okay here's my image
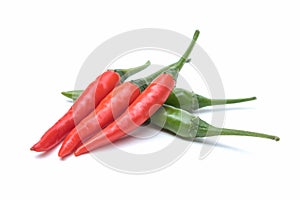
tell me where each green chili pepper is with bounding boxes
[61,88,256,112]
[152,104,280,141]
[166,88,256,112]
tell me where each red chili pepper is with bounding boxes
[58,30,199,157]
[74,30,200,156]
[75,73,176,155]
[30,61,150,152]
[58,61,183,157]
[58,82,140,157]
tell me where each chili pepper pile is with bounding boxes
[31,30,280,158]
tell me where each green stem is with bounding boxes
[194,110,279,141]
[205,125,280,141]
[142,62,180,84]
[166,30,200,78]
[197,95,257,108]
[177,30,200,69]
[142,58,192,84]
[211,96,257,105]
[114,60,151,82]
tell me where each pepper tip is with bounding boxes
[193,30,200,40]
[58,150,67,158]
[74,146,88,157]
[30,143,39,151]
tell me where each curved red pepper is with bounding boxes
[75,73,175,156]
[31,61,150,152]
[31,71,120,152]
[58,61,178,157]
[58,82,140,157]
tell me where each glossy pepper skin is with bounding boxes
[63,88,257,112]
[59,30,199,157]
[58,61,184,157]
[58,82,140,157]
[75,73,176,155]
[31,61,150,152]
[151,104,280,141]
[74,30,200,156]
[58,82,140,158]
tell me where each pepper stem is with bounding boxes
[212,96,257,105]
[167,30,200,78]
[115,60,151,82]
[140,58,192,85]
[197,95,257,108]
[177,30,200,68]
[203,125,280,141]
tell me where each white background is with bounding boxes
[1,0,299,199]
